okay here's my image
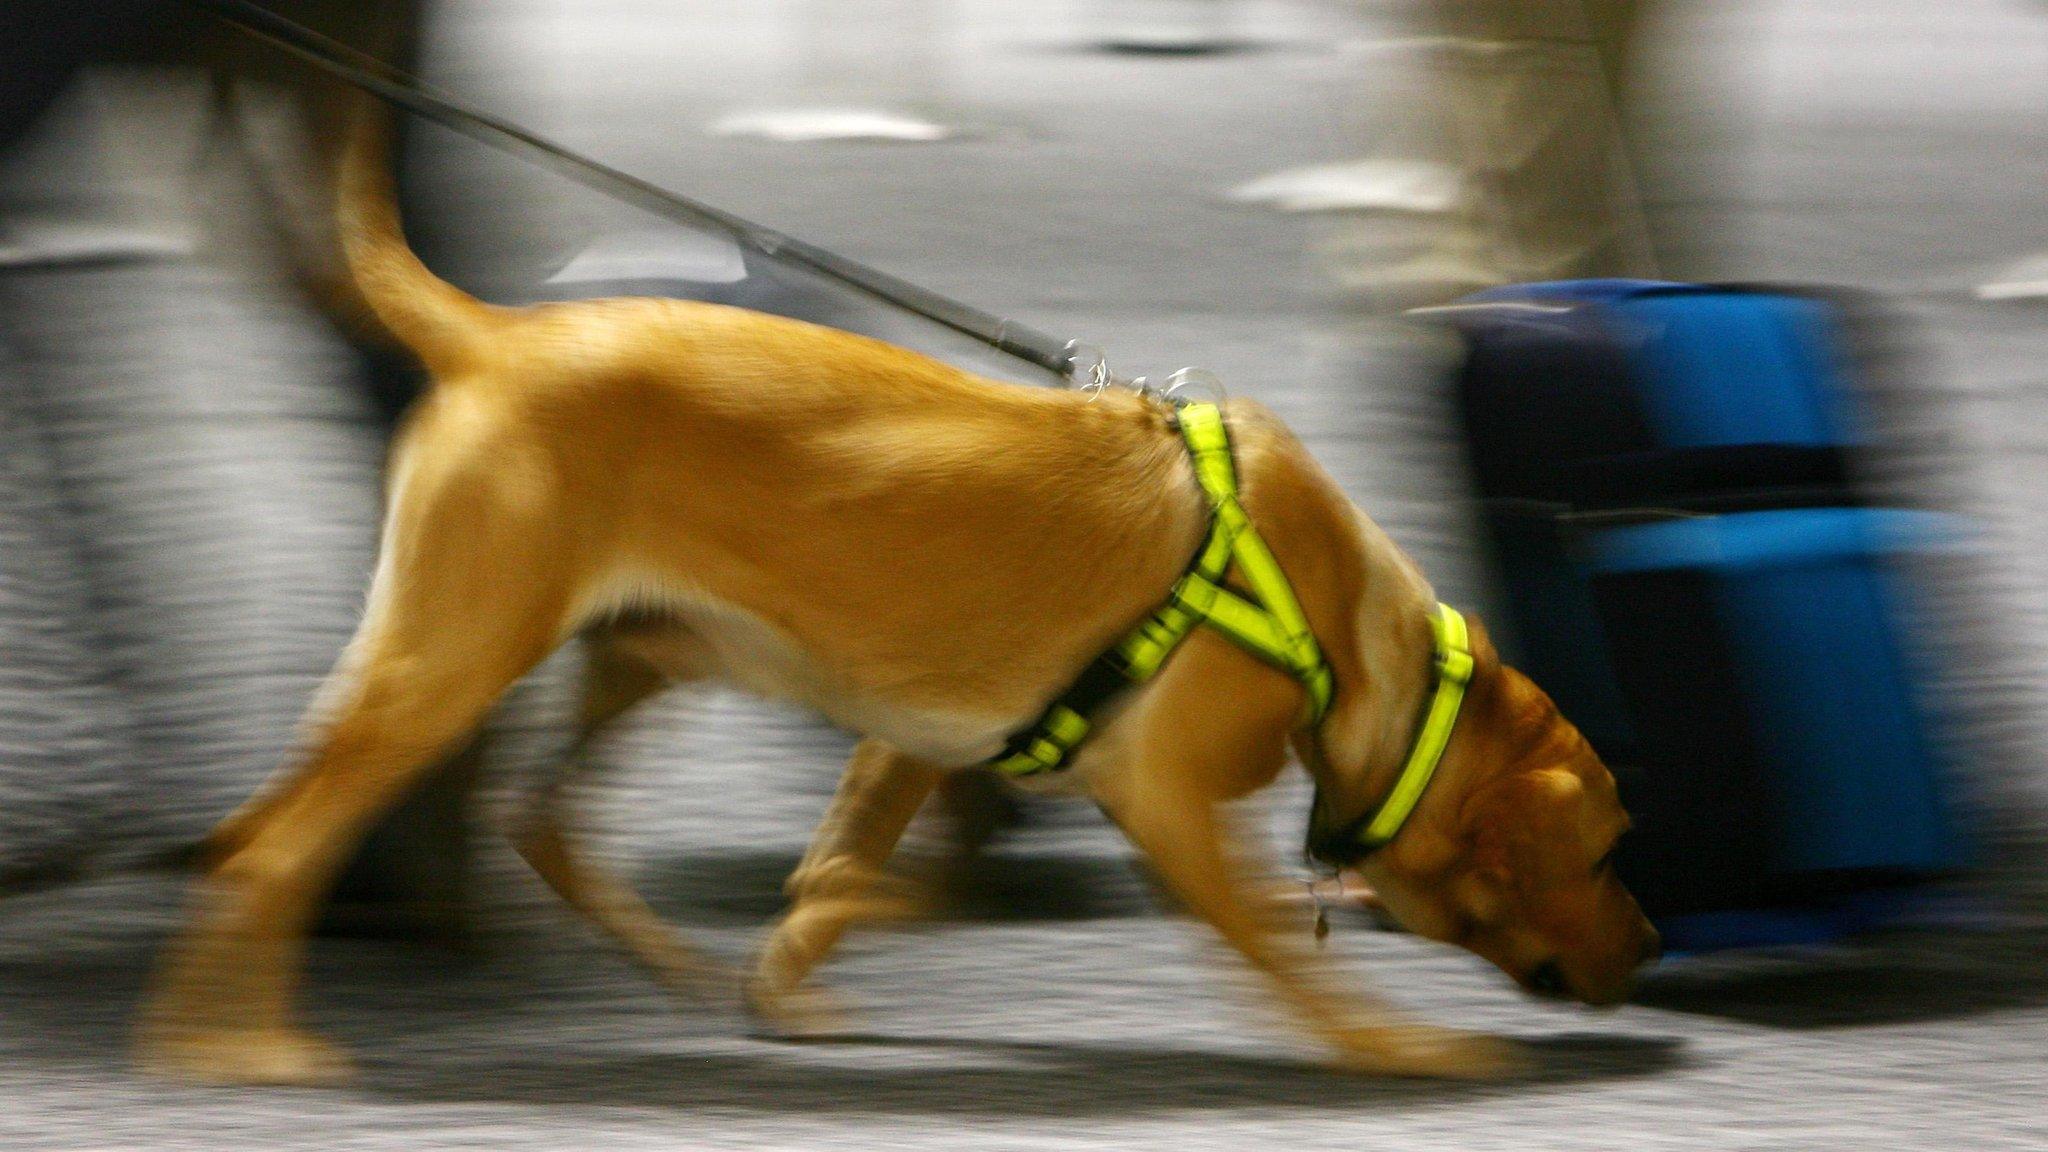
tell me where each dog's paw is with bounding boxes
[136,1024,357,1087]
[1327,1023,1530,1080]
[650,958,734,1008]
[742,978,856,1042]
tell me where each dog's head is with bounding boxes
[1307,617,1659,1006]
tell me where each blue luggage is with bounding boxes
[1437,280,1973,950]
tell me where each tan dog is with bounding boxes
[139,111,1659,1085]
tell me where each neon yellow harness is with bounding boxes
[986,402,1471,859]
[987,403,1331,778]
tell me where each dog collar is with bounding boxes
[1310,603,1474,861]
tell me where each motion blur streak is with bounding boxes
[2,1,2047,1149]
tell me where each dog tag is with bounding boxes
[1305,869,1347,947]
[1306,875,1335,947]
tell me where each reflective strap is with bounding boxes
[1217,501,1333,720]
[1114,596,1208,680]
[1175,405,1334,723]
[985,402,1339,778]
[1177,402,1238,497]
[1114,486,1238,678]
[1354,604,1472,850]
[1176,575,1287,653]
[989,704,1093,778]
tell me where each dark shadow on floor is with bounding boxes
[637,848,1156,924]
[0,892,1684,1118]
[366,1030,1685,1119]
[1632,928,2048,1029]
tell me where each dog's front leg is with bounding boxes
[747,739,941,1036]
[1090,639,1523,1079]
[1097,762,1519,1079]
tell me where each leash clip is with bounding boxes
[1133,367,1227,407]
[1161,367,1226,405]
[1064,341,1124,398]
[1063,343,1225,407]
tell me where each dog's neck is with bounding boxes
[1308,514,1469,865]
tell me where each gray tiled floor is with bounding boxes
[4,0,2048,1148]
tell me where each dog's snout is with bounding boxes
[1529,960,1568,998]
[1639,926,1664,966]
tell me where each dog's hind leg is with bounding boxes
[746,738,942,1036]
[508,627,734,1002]
[139,435,580,1085]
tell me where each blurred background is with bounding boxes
[2,1,2046,1148]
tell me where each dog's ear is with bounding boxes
[1451,866,1509,927]
[1441,765,1582,930]
[1465,767,1586,889]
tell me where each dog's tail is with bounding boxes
[337,99,493,375]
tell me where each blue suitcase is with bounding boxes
[1438,280,1973,950]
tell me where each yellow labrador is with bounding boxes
[140,111,1658,1085]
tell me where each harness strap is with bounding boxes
[988,403,1334,778]
[1349,604,1474,852]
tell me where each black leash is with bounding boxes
[184,0,1082,383]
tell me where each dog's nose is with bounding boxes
[1529,960,1568,998]
[1639,926,1664,965]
